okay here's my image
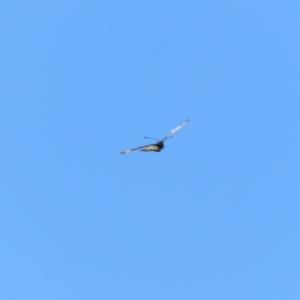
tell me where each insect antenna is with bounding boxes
[144,136,159,141]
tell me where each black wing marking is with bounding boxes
[120,143,158,154]
[162,117,191,141]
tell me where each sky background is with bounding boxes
[1,1,300,299]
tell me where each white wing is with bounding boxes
[163,117,191,141]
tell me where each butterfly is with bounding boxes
[120,118,190,154]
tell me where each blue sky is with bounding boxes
[1,1,300,299]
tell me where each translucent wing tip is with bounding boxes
[120,149,131,154]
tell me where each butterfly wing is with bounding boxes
[119,143,158,154]
[162,117,190,141]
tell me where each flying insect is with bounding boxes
[119,118,190,154]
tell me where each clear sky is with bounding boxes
[1,1,300,299]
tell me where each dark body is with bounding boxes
[140,140,164,152]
